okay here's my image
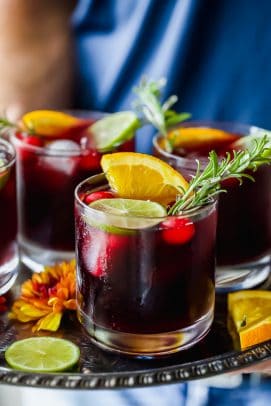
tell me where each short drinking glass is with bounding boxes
[75,174,217,357]
[12,113,134,271]
[153,121,271,291]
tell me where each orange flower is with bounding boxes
[9,260,77,332]
[0,296,7,312]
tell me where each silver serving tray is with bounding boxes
[0,267,270,390]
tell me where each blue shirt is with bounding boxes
[72,0,271,153]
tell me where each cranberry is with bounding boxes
[15,131,25,140]
[23,135,44,147]
[107,233,130,250]
[80,149,101,171]
[17,134,44,161]
[161,217,195,245]
[84,191,115,205]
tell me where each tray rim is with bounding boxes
[0,339,271,390]
[1,258,271,390]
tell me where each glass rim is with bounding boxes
[152,120,269,168]
[75,173,217,221]
[0,137,16,170]
[9,110,106,157]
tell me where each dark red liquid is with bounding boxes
[217,165,271,265]
[0,153,17,266]
[75,191,216,334]
[14,126,135,252]
[155,129,271,266]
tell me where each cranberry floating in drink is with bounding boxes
[154,122,271,291]
[10,110,138,271]
[0,138,18,294]
[75,146,269,356]
[75,153,217,356]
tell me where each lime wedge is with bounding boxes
[88,198,167,229]
[5,337,80,373]
[90,111,140,151]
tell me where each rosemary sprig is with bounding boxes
[169,135,271,215]
[133,77,190,150]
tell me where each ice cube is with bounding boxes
[45,140,80,156]
[40,140,81,175]
[82,229,108,277]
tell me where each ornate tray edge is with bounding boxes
[0,341,271,390]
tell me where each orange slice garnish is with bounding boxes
[167,127,238,150]
[228,290,271,348]
[101,152,189,206]
[21,110,92,137]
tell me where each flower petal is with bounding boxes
[33,312,62,332]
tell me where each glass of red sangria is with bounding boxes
[75,153,217,356]
[153,121,271,291]
[11,110,137,271]
[0,138,18,294]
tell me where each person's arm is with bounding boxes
[0,0,76,119]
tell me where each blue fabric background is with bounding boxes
[72,0,271,152]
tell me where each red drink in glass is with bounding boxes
[153,122,271,291]
[75,174,217,356]
[0,138,18,294]
[12,112,135,271]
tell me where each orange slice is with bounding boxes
[21,110,92,137]
[228,290,271,348]
[101,152,189,205]
[167,127,238,150]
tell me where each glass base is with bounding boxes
[19,236,74,272]
[78,307,214,357]
[216,254,271,292]
[0,250,19,295]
